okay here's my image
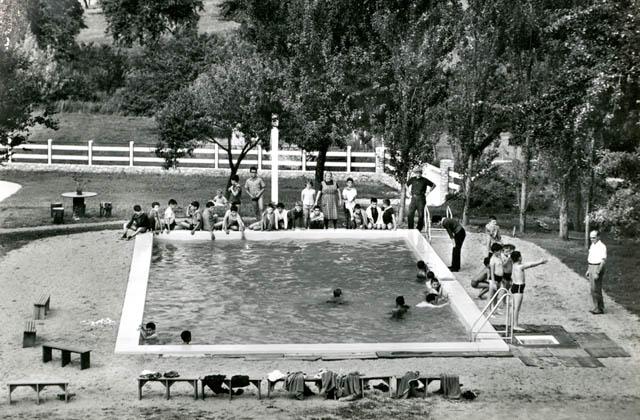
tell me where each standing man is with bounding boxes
[439,216,466,272]
[245,166,266,220]
[586,230,607,314]
[406,167,435,231]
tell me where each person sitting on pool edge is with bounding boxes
[162,199,178,233]
[249,203,276,231]
[289,201,305,229]
[181,330,191,344]
[275,202,289,230]
[201,201,218,240]
[177,201,203,235]
[308,205,325,229]
[470,257,491,299]
[148,202,162,234]
[222,204,245,234]
[381,199,397,230]
[122,204,151,240]
[351,204,366,229]
[391,296,410,319]
[326,288,345,304]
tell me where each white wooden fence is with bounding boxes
[1,140,382,172]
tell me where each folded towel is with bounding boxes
[394,371,420,399]
[139,370,162,380]
[267,370,286,382]
[440,374,461,399]
[203,374,229,394]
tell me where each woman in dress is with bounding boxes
[315,172,342,229]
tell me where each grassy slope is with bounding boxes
[0,170,396,228]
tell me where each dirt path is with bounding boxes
[0,231,638,419]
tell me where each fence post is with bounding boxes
[7,138,12,163]
[257,145,262,170]
[439,159,454,205]
[375,146,386,174]
[346,146,352,173]
[87,140,93,166]
[301,150,306,171]
[129,141,134,167]
[47,138,53,165]
[214,144,219,169]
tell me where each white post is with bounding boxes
[375,146,386,174]
[129,141,134,167]
[346,145,352,172]
[214,144,219,169]
[257,145,262,171]
[7,137,12,163]
[270,114,279,203]
[87,140,93,166]
[301,150,306,172]
[47,138,53,165]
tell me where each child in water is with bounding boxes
[391,296,410,319]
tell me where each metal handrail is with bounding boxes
[424,205,432,242]
[470,287,514,343]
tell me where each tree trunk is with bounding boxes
[462,154,474,226]
[224,164,239,200]
[518,134,532,234]
[584,134,596,248]
[574,182,583,232]
[558,176,570,240]
[398,182,407,225]
[314,145,329,187]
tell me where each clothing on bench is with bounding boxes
[42,343,91,370]
[137,377,199,400]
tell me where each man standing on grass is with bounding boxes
[406,167,435,231]
[245,166,265,220]
[586,230,607,314]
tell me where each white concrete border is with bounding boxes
[0,180,21,203]
[115,229,508,355]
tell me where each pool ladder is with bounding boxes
[470,288,514,343]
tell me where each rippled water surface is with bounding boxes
[144,239,467,344]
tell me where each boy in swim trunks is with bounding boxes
[148,202,162,234]
[162,199,177,233]
[381,199,397,230]
[390,296,410,319]
[489,243,504,313]
[178,201,203,235]
[201,201,218,240]
[351,204,366,229]
[501,244,515,290]
[510,250,547,330]
[289,201,305,229]
[308,205,325,229]
[274,202,289,230]
[250,203,276,231]
[222,204,245,233]
[471,257,491,299]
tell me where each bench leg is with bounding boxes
[80,352,90,370]
[34,305,45,320]
[64,384,69,403]
[61,350,71,367]
[8,385,14,404]
[165,381,171,400]
[43,346,52,363]
[23,331,36,348]
[36,384,40,405]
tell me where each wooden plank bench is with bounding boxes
[33,294,51,320]
[224,377,262,400]
[266,377,321,398]
[52,207,64,224]
[42,343,91,370]
[23,321,37,348]
[8,381,69,405]
[360,375,394,397]
[137,377,199,400]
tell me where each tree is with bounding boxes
[100,0,204,47]
[369,1,462,220]
[441,0,513,225]
[0,46,58,161]
[27,0,87,58]
[155,53,283,188]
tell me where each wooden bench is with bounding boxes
[137,377,199,400]
[33,294,51,320]
[42,343,91,370]
[360,375,394,397]
[99,202,112,217]
[50,203,63,217]
[52,207,64,224]
[266,377,321,398]
[8,381,69,405]
[224,377,262,400]
[23,321,37,348]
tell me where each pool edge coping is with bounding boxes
[115,230,508,356]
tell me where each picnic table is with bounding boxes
[61,192,98,218]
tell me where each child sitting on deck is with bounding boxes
[212,189,228,208]
[122,204,151,240]
[366,197,384,229]
[381,199,397,230]
[275,202,289,230]
[201,201,218,240]
[471,257,491,299]
[162,199,177,233]
[250,203,276,231]
[222,205,245,234]
[289,201,305,229]
[178,201,203,235]
[308,205,325,229]
[351,204,366,229]
[148,202,162,233]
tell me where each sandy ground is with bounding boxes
[0,230,638,419]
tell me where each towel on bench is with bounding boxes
[203,374,230,394]
[337,372,362,401]
[319,370,338,399]
[394,371,421,399]
[284,372,314,400]
[440,374,461,399]
[229,375,250,388]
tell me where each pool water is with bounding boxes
[143,239,468,345]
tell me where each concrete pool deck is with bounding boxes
[115,229,509,356]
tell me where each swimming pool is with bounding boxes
[144,239,467,345]
[115,230,508,356]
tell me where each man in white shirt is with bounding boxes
[586,230,607,314]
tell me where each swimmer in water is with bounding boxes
[390,296,410,319]
[326,288,345,304]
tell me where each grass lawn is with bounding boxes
[0,170,396,229]
[78,0,238,44]
[29,112,159,145]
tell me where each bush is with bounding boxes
[56,43,127,102]
[468,167,517,212]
